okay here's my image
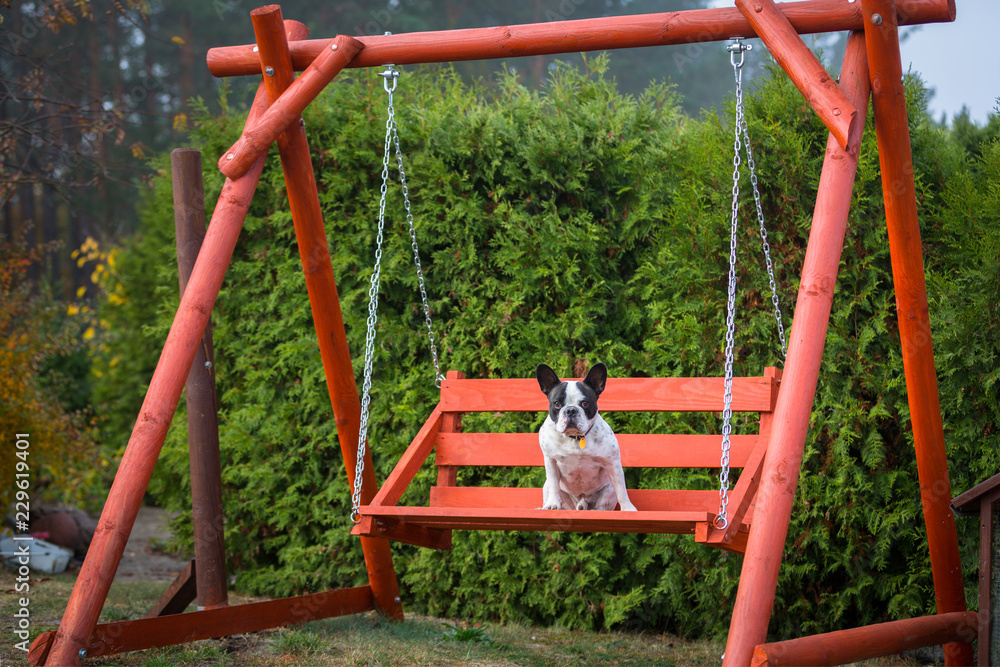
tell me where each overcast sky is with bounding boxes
[899,0,996,124]
[706,0,997,124]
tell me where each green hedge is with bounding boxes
[93,57,1000,639]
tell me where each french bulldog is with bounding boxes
[535,363,637,512]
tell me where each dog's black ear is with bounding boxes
[536,364,561,395]
[583,363,608,397]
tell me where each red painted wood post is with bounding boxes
[206,0,956,78]
[171,148,228,610]
[43,73,283,666]
[735,0,856,150]
[860,1,973,664]
[247,4,403,620]
[722,31,871,666]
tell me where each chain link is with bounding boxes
[389,98,445,389]
[351,63,445,523]
[740,110,788,359]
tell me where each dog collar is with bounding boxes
[571,425,594,449]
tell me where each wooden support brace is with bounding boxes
[735,0,857,150]
[694,524,749,555]
[695,379,779,549]
[751,611,979,666]
[42,37,293,661]
[860,1,973,664]
[357,517,453,551]
[144,560,198,618]
[218,33,364,179]
[29,586,375,664]
[362,407,444,509]
[206,0,956,78]
[248,4,403,621]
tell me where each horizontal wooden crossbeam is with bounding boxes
[206,0,954,78]
[751,611,979,666]
[29,586,375,664]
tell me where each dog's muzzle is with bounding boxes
[559,406,587,436]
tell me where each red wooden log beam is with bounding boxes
[860,1,973,664]
[751,611,979,666]
[722,30,871,667]
[41,28,301,660]
[218,33,364,179]
[206,0,955,78]
[735,0,857,150]
[248,4,403,620]
[29,586,374,663]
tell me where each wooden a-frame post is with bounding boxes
[722,0,973,664]
[40,13,401,667]
[41,2,974,665]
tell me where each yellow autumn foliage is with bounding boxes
[0,242,97,508]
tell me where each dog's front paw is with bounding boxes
[540,502,561,511]
[620,502,638,512]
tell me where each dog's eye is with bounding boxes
[554,402,562,408]
[582,401,590,408]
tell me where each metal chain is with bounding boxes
[388,92,445,389]
[350,66,395,524]
[351,61,444,522]
[740,107,788,359]
[716,38,749,531]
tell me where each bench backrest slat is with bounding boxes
[435,432,759,468]
[438,375,778,413]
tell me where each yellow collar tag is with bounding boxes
[579,437,586,449]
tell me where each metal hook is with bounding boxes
[378,32,400,93]
[379,65,400,93]
[728,37,753,69]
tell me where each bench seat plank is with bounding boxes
[361,505,712,534]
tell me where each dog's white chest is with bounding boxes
[539,416,617,491]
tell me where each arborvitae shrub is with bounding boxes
[94,58,999,639]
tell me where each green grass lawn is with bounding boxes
[0,568,929,666]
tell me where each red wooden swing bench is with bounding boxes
[353,367,781,553]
